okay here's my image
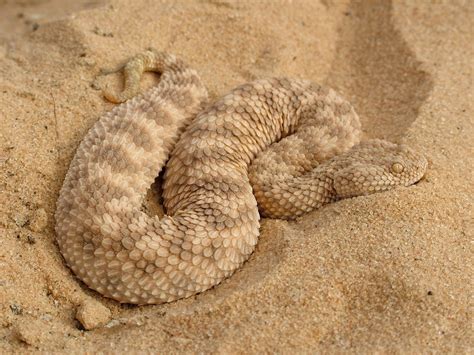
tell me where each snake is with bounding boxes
[55,50,427,304]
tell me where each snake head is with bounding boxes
[333,139,428,199]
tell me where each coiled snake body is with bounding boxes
[55,50,427,304]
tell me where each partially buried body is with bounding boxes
[55,49,427,304]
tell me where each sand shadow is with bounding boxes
[327,0,433,141]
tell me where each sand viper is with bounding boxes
[55,50,427,304]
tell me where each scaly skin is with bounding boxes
[55,49,427,304]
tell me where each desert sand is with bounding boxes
[0,0,472,352]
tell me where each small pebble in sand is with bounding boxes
[105,319,121,328]
[13,213,29,227]
[29,208,48,232]
[10,304,22,315]
[90,80,102,90]
[79,56,96,67]
[76,299,111,330]
[93,26,113,37]
[40,313,53,322]
[27,235,36,244]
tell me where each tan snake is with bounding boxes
[55,50,427,304]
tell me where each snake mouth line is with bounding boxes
[413,175,426,185]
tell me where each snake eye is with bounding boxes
[391,162,404,174]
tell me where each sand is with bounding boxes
[0,0,472,352]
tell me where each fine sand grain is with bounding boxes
[0,0,472,352]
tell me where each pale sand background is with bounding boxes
[0,0,472,352]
